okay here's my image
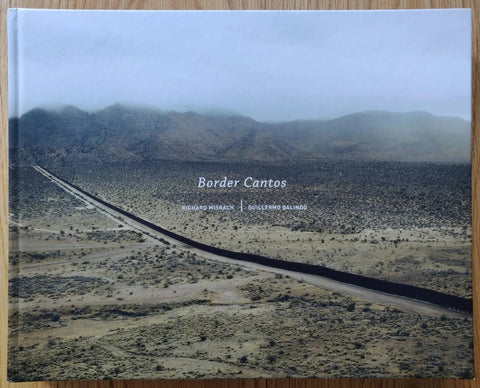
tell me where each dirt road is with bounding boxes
[33,164,466,317]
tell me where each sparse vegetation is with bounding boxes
[7,160,473,380]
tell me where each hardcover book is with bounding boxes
[7,8,473,381]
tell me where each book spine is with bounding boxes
[7,8,20,161]
[8,9,19,120]
[6,8,20,381]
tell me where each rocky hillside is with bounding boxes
[9,104,471,164]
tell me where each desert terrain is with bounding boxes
[8,160,473,380]
[59,160,472,297]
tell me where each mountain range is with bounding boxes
[9,104,471,164]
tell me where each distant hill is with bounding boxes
[9,104,471,164]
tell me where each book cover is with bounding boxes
[7,8,473,381]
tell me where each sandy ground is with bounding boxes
[27,165,467,315]
[7,165,474,380]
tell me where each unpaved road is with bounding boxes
[32,164,466,317]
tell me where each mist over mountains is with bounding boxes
[9,104,471,164]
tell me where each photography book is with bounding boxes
[7,8,473,381]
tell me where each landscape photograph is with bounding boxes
[7,9,473,381]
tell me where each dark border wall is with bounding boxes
[42,166,472,314]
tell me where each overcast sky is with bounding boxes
[8,9,471,121]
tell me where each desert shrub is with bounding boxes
[47,338,57,347]
[267,355,277,363]
[51,313,61,322]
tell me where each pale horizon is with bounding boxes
[12,102,472,124]
[8,9,472,122]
